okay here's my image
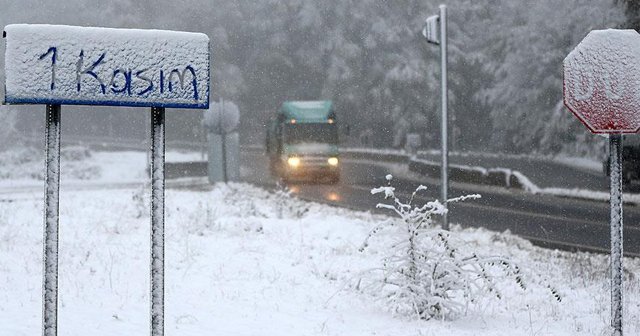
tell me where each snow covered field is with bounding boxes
[1,183,639,335]
[0,148,202,189]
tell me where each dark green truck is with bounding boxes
[266,101,340,183]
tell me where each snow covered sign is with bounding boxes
[563,29,640,133]
[3,24,210,109]
[564,28,640,336]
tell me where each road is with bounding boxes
[240,151,640,257]
[5,145,636,257]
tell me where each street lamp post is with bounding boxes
[422,4,449,230]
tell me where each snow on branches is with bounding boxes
[360,175,534,320]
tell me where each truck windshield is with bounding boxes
[284,123,338,144]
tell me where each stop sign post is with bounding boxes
[563,29,640,336]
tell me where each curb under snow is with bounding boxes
[408,158,640,205]
[338,148,640,205]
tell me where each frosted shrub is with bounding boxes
[361,175,528,320]
[0,147,42,179]
[131,183,149,219]
[273,181,308,219]
[222,184,267,219]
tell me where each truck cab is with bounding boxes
[266,101,340,183]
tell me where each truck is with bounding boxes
[266,100,340,183]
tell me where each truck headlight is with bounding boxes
[287,157,301,168]
[328,157,339,166]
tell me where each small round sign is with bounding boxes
[563,29,640,134]
[203,100,240,134]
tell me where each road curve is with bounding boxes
[5,148,636,257]
[240,151,640,257]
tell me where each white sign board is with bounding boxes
[3,24,210,109]
[422,15,440,45]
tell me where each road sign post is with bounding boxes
[3,24,210,336]
[203,99,240,183]
[609,134,623,335]
[422,4,449,230]
[150,106,165,336]
[563,29,640,336]
[43,104,61,336]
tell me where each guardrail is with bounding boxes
[338,148,527,190]
[239,147,529,190]
[21,138,529,190]
[407,158,525,189]
[340,148,411,163]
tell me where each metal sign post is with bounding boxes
[422,4,449,230]
[43,104,61,336]
[609,134,623,335]
[203,100,240,183]
[563,29,640,336]
[150,107,166,336]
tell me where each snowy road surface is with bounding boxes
[239,151,640,256]
[3,148,639,257]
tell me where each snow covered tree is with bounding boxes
[616,0,640,30]
[0,0,628,156]
[479,0,624,154]
[360,175,533,320]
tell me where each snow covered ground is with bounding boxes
[0,148,203,189]
[1,183,639,335]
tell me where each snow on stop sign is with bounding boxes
[564,29,640,134]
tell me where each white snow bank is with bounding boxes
[541,187,640,204]
[506,170,640,204]
[1,183,639,335]
[165,151,206,163]
[0,146,100,182]
[0,149,205,190]
[552,156,603,173]
[4,24,209,108]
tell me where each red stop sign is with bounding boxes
[563,29,640,134]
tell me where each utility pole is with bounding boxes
[422,4,449,230]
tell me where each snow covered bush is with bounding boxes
[272,182,309,219]
[131,183,150,219]
[360,175,533,320]
[174,183,310,235]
